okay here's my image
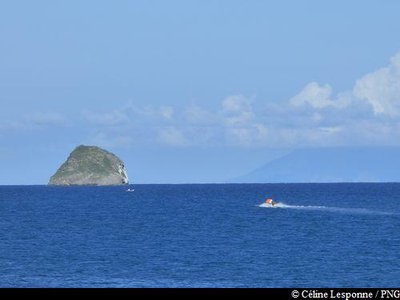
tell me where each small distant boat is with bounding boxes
[126,188,135,192]
[263,198,279,207]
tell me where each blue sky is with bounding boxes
[1,1,400,184]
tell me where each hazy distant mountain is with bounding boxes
[233,147,400,183]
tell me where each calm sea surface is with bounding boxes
[1,183,399,287]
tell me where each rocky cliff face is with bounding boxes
[49,145,129,186]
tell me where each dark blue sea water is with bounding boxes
[1,183,400,287]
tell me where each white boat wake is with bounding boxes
[259,202,395,215]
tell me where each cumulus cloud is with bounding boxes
[353,52,400,116]
[217,95,269,146]
[290,82,333,108]
[47,50,400,149]
[289,82,350,109]
[222,95,254,126]
[270,50,400,147]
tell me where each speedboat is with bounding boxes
[126,188,135,192]
[262,198,279,207]
[262,201,279,207]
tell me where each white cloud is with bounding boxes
[82,102,175,128]
[157,126,188,146]
[159,106,174,120]
[219,95,273,147]
[272,50,400,147]
[290,82,333,108]
[289,82,350,109]
[222,95,252,112]
[184,104,218,125]
[225,123,269,147]
[127,103,175,121]
[353,52,400,116]
[222,95,254,126]
[17,50,397,150]
[82,110,129,126]
[318,126,342,134]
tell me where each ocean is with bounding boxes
[1,183,399,287]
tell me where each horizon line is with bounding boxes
[2,181,400,186]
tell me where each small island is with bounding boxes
[49,145,129,186]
